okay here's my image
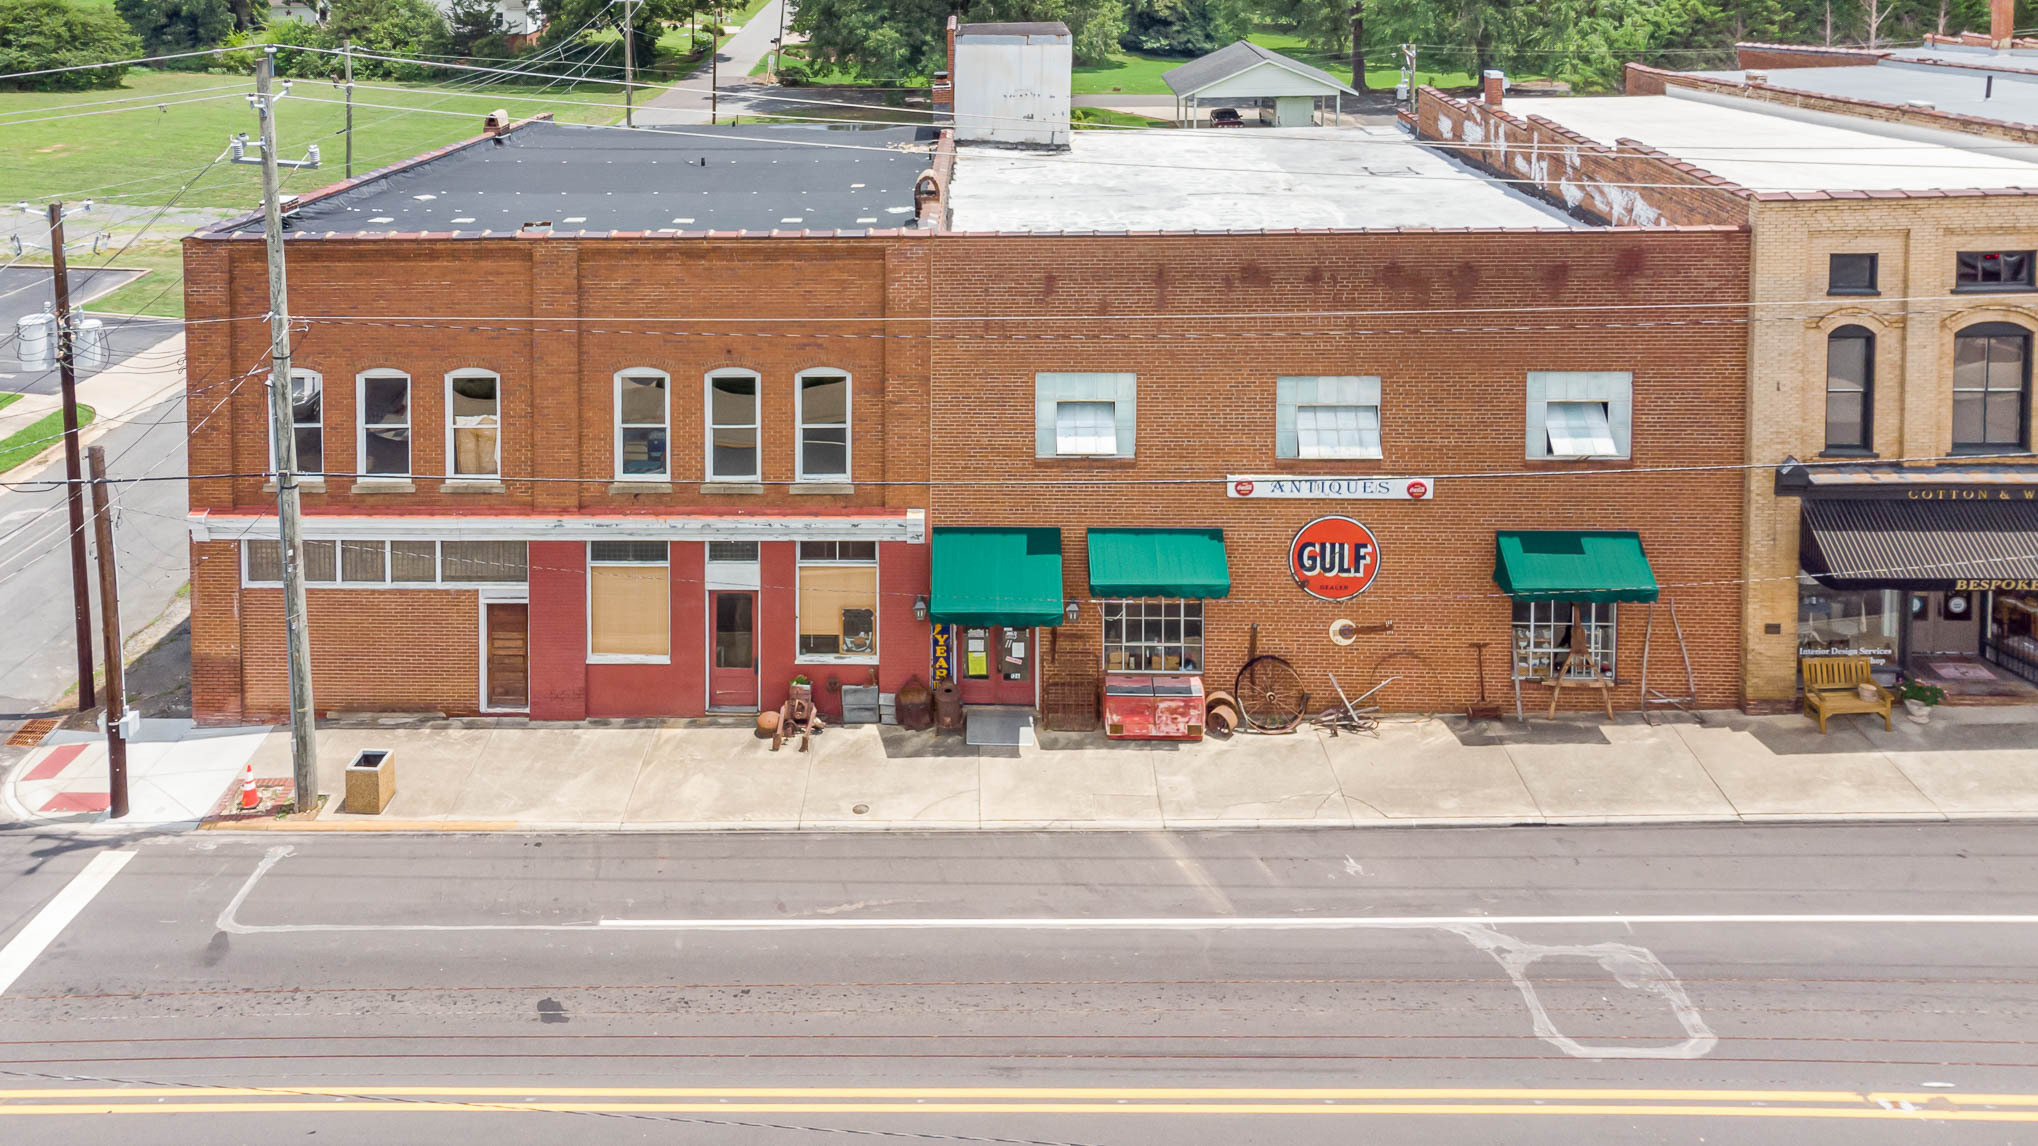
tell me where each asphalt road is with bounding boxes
[0,393,189,719]
[1,823,2036,1142]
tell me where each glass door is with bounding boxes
[709,591,757,708]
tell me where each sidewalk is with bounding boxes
[5,719,268,828]
[12,706,2037,832]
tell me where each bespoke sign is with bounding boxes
[1228,476,1435,500]
[1290,516,1381,601]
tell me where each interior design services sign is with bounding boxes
[1290,516,1381,601]
[1228,476,1435,499]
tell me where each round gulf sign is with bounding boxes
[1290,516,1381,601]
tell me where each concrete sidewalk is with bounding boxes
[8,704,2025,832]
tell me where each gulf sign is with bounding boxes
[1290,516,1381,601]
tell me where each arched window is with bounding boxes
[1824,325,1873,452]
[1952,322,2031,451]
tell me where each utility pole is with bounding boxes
[711,29,719,125]
[251,48,320,812]
[620,0,636,128]
[86,446,129,820]
[342,40,354,179]
[45,203,96,713]
[774,0,786,81]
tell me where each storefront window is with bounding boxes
[588,541,670,661]
[1511,601,1616,680]
[1100,599,1204,673]
[1796,573,1899,667]
[797,543,878,660]
[1991,590,2038,672]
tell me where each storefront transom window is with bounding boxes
[1511,601,1616,680]
[1101,599,1203,673]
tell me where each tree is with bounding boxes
[792,0,1126,81]
[446,0,508,56]
[0,0,145,91]
[1121,0,1248,56]
[537,0,687,80]
[116,0,233,59]
[323,0,451,78]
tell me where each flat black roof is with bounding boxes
[246,120,936,236]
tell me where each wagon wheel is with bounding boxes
[1235,654,1305,731]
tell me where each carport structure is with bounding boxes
[1161,40,1358,128]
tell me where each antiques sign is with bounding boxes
[1228,476,1435,500]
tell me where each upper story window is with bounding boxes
[707,370,761,480]
[1952,322,2031,452]
[1276,376,1381,460]
[357,370,411,477]
[269,369,322,476]
[1824,325,1874,453]
[447,370,500,478]
[615,370,669,480]
[1035,372,1136,458]
[1827,253,1878,296]
[1956,250,2035,292]
[797,370,850,481]
[1525,371,1631,460]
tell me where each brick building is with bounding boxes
[184,34,1757,731]
[1419,0,2038,712]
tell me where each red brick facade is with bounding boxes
[186,221,1749,723]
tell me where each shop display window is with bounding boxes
[1993,591,2038,666]
[1100,600,1203,673]
[797,545,878,661]
[1511,601,1616,680]
[1796,573,1899,667]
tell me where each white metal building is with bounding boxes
[953,21,1073,150]
[1162,40,1358,128]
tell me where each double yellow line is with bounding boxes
[2,1086,2037,1119]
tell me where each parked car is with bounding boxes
[1209,107,1244,127]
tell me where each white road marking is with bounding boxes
[0,851,134,996]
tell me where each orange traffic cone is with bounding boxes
[239,760,259,810]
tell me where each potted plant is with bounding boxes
[1894,677,1946,723]
[789,674,813,703]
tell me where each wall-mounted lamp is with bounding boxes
[913,595,929,622]
[1063,599,1081,625]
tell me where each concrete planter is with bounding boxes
[344,749,395,814]
[1904,698,1931,724]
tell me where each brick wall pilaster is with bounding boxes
[531,243,582,511]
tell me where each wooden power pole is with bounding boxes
[87,445,129,820]
[45,203,96,712]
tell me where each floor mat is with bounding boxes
[965,707,1036,748]
[1927,661,1999,681]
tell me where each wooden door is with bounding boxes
[710,591,758,708]
[484,602,529,710]
[958,625,1035,706]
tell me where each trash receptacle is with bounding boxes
[933,682,963,733]
[344,749,395,814]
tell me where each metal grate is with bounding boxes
[6,718,59,748]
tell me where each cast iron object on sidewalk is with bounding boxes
[1236,654,1305,732]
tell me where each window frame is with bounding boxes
[586,540,672,664]
[1035,372,1137,459]
[267,368,324,478]
[1099,598,1205,674]
[794,368,852,482]
[613,368,671,481]
[1525,371,1632,460]
[1955,249,2037,293]
[795,540,880,664]
[1823,324,1875,454]
[355,369,413,478]
[1511,600,1618,682]
[1826,252,1879,296]
[444,368,502,479]
[240,539,528,588]
[1275,375,1383,460]
[705,368,763,482]
[1951,321,2033,453]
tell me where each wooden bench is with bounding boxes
[1801,655,1892,733]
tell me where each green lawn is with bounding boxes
[82,242,189,319]
[0,405,95,475]
[1074,34,1476,95]
[0,69,627,212]
[1071,107,1172,129]
[0,393,20,413]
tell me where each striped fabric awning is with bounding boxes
[1799,498,2038,589]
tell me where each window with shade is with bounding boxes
[797,371,850,481]
[357,371,411,476]
[588,541,670,661]
[708,371,760,480]
[615,371,669,479]
[1824,326,1873,453]
[1952,323,2031,452]
[446,370,500,478]
[796,540,878,660]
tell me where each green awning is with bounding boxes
[1493,530,1659,603]
[1087,528,1231,599]
[930,527,1066,627]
